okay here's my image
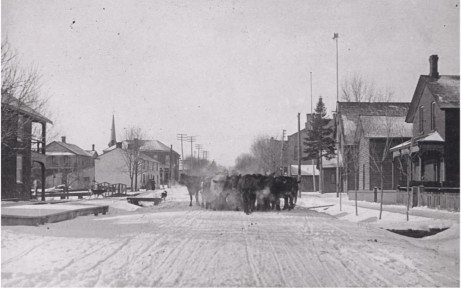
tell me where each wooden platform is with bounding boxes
[1,202,109,226]
[127,197,163,206]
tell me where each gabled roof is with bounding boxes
[358,116,413,138]
[85,150,99,158]
[98,146,160,163]
[137,139,179,155]
[407,75,460,122]
[1,94,53,124]
[47,141,92,157]
[338,102,410,145]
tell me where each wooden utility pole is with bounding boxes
[297,113,302,198]
[195,144,203,170]
[280,129,286,175]
[186,136,196,172]
[169,145,173,188]
[177,133,187,171]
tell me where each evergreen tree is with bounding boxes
[303,97,335,166]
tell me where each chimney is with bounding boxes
[92,144,95,151]
[429,55,439,78]
[61,136,66,143]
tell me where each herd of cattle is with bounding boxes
[179,173,300,214]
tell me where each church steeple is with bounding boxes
[108,114,116,147]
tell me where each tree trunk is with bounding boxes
[379,163,384,220]
[354,166,358,216]
[406,155,411,221]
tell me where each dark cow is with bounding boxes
[271,176,299,210]
[179,174,201,206]
[237,174,269,214]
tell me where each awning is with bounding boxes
[290,165,320,176]
[390,131,444,158]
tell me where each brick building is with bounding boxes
[1,94,52,200]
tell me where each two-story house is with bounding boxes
[1,94,52,200]
[45,137,96,190]
[136,140,180,185]
[391,55,459,187]
[96,142,161,190]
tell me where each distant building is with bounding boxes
[45,137,96,190]
[337,101,410,193]
[1,94,52,200]
[96,142,161,189]
[286,113,341,193]
[136,140,180,184]
[391,55,460,187]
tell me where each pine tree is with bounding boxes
[303,97,336,192]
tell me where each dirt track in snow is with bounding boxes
[2,199,459,287]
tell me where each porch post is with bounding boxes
[41,163,46,201]
[418,154,423,181]
[391,158,394,189]
[440,155,445,182]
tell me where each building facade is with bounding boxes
[391,55,460,187]
[337,102,410,193]
[45,137,96,190]
[1,94,52,200]
[355,116,412,191]
[96,143,161,190]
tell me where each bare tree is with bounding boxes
[250,135,282,174]
[367,116,411,219]
[234,153,259,174]
[1,39,51,145]
[341,73,394,102]
[120,126,145,191]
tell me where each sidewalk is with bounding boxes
[297,192,459,229]
[1,200,109,226]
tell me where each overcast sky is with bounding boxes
[2,0,459,166]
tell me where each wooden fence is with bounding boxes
[397,186,459,212]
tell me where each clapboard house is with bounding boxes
[337,102,410,193]
[45,137,96,190]
[1,94,52,200]
[391,55,460,187]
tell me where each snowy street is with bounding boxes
[2,186,459,287]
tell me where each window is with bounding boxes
[16,155,23,183]
[64,156,69,166]
[419,106,424,133]
[362,164,365,190]
[17,115,25,141]
[431,102,436,130]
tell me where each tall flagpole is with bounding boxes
[310,72,316,192]
[333,32,341,209]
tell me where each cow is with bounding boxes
[271,176,299,210]
[237,174,269,214]
[179,174,202,206]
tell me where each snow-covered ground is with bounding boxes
[2,186,459,287]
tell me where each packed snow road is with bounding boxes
[2,188,459,287]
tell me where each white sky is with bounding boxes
[2,0,459,166]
